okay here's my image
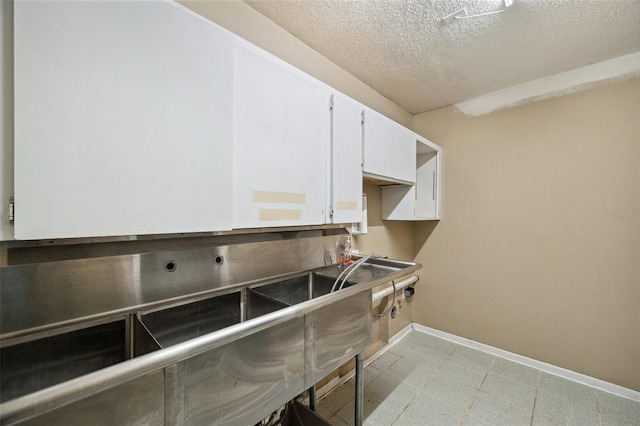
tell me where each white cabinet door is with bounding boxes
[233,38,328,228]
[362,108,415,184]
[329,92,363,224]
[381,136,441,220]
[0,1,13,241]
[415,151,440,218]
[13,0,234,239]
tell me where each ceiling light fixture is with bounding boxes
[441,0,514,25]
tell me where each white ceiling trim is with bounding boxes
[454,52,640,116]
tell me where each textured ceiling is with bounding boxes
[243,0,640,114]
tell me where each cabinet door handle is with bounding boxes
[432,171,436,201]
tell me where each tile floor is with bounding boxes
[317,330,640,426]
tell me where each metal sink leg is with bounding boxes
[308,385,316,411]
[355,351,365,426]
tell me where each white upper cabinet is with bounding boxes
[233,38,329,229]
[381,135,442,220]
[13,1,234,239]
[362,108,415,185]
[328,92,363,224]
[9,0,442,239]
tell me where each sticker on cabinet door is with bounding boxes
[336,201,358,210]
[253,190,306,204]
[259,209,302,221]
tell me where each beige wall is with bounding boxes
[178,0,411,127]
[352,183,413,261]
[412,78,640,391]
[352,183,415,340]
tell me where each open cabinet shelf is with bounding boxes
[381,135,441,221]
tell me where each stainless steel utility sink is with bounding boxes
[0,232,422,426]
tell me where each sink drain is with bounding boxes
[390,305,398,319]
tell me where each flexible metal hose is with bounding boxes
[375,280,397,318]
[330,252,379,293]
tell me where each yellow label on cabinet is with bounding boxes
[253,190,306,204]
[259,209,302,221]
[336,201,358,210]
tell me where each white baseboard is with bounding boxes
[389,322,414,346]
[412,323,640,402]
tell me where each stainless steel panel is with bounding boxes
[183,318,306,426]
[18,371,165,426]
[1,233,342,342]
[0,321,126,403]
[245,290,288,320]
[141,292,241,348]
[164,363,185,426]
[307,291,372,384]
[1,226,346,254]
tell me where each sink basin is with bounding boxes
[246,260,403,320]
[139,290,305,426]
[0,318,157,403]
[0,321,125,403]
[248,271,354,310]
[0,291,245,404]
[140,292,241,349]
[246,264,376,387]
[314,261,404,284]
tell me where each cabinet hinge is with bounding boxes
[329,94,334,110]
[7,197,14,225]
[361,110,365,124]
